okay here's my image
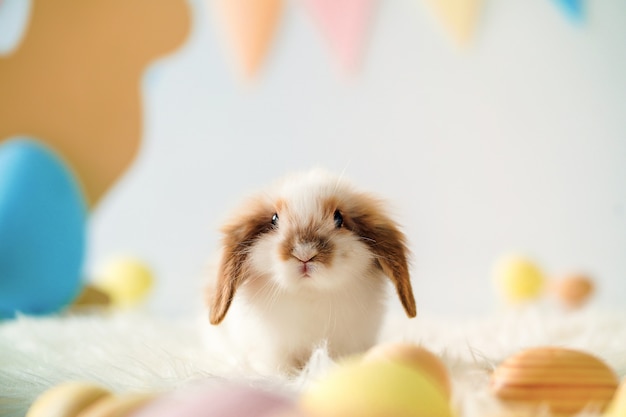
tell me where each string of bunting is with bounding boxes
[211,0,586,79]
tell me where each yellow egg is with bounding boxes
[493,255,545,303]
[300,360,452,417]
[605,378,626,417]
[362,343,451,400]
[77,393,155,417]
[95,257,154,307]
[26,382,112,417]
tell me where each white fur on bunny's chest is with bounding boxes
[220,272,388,372]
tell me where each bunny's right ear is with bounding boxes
[209,197,274,325]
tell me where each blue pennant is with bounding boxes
[553,0,584,23]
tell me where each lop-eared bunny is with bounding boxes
[206,170,416,373]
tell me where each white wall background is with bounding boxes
[88,0,626,318]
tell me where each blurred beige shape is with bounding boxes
[0,0,191,206]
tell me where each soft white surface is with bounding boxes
[86,0,626,319]
[1,308,625,417]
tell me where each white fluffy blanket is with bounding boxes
[1,308,625,417]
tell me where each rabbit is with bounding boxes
[205,169,416,374]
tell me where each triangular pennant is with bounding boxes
[214,0,283,79]
[553,0,584,23]
[303,0,377,73]
[423,0,483,46]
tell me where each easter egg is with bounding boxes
[490,347,619,416]
[130,384,296,417]
[363,343,451,399]
[605,378,626,417]
[78,393,155,417]
[493,255,545,303]
[300,360,452,417]
[268,410,312,417]
[94,258,153,307]
[0,138,86,318]
[26,382,111,417]
[552,274,594,309]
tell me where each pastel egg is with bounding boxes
[130,384,296,417]
[363,343,451,399]
[300,360,452,417]
[552,274,594,309]
[0,138,86,318]
[267,410,312,417]
[26,382,111,417]
[94,258,153,307]
[493,255,545,303]
[77,393,155,417]
[490,347,619,416]
[605,378,626,417]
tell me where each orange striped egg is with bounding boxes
[490,347,619,417]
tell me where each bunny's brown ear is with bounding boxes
[209,198,274,325]
[347,194,417,318]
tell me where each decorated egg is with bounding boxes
[130,384,296,417]
[605,378,626,417]
[490,347,619,416]
[78,393,155,417]
[552,273,594,309]
[26,382,111,417]
[0,138,86,318]
[94,257,154,307]
[363,343,451,399]
[493,255,545,303]
[300,359,452,417]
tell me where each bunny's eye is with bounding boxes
[333,210,343,228]
[271,213,279,226]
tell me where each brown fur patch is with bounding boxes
[322,197,340,219]
[279,225,335,266]
[209,197,275,325]
[277,198,339,266]
[343,193,417,318]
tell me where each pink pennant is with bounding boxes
[303,0,377,73]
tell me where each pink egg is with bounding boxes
[130,384,297,417]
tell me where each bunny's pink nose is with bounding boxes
[292,243,318,264]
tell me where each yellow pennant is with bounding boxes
[214,0,283,79]
[423,0,483,46]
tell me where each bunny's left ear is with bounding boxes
[348,195,417,318]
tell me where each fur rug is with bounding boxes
[1,307,625,417]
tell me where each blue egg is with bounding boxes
[0,138,86,318]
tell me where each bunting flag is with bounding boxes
[553,0,584,23]
[214,0,283,79]
[303,0,377,73]
[423,0,483,46]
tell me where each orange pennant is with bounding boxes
[214,0,284,79]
